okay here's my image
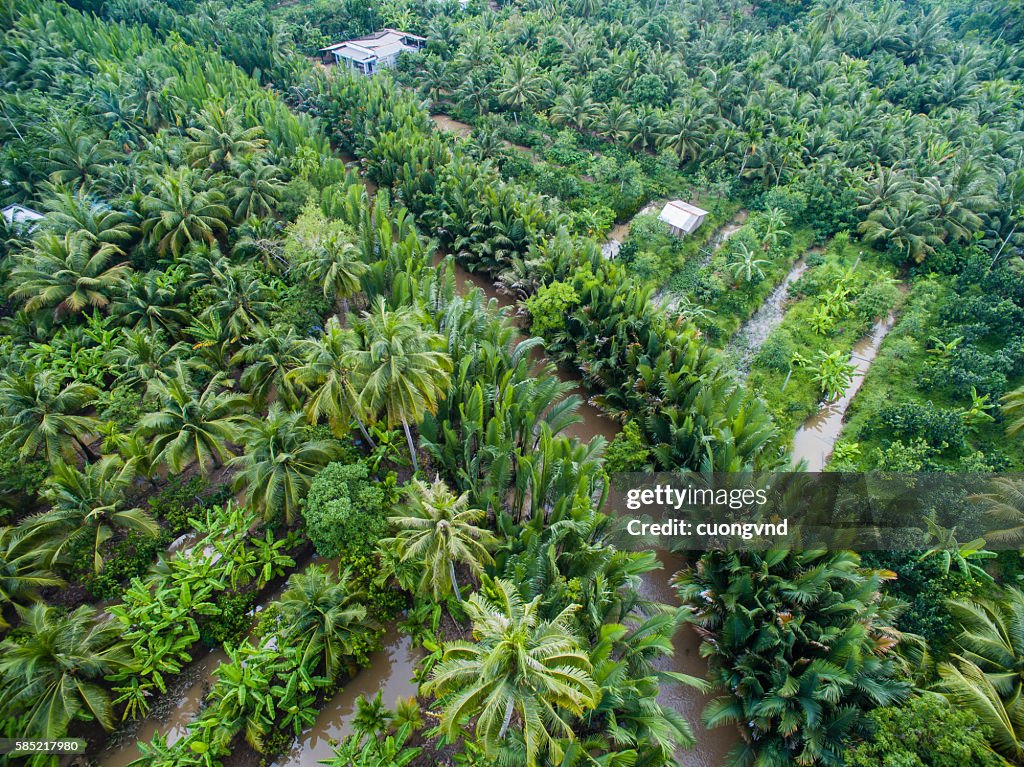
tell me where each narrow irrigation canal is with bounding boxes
[791,313,897,470]
[271,626,422,767]
[727,250,816,374]
[638,552,739,767]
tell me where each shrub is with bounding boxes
[199,591,255,646]
[301,461,387,559]
[865,401,967,452]
[603,421,652,474]
[525,280,580,338]
[847,695,1002,767]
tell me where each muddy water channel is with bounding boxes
[102,647,228,767]
[271,626,422,767]
[791,314,897,470]
[728,255,812,374]
[639,553,740,767]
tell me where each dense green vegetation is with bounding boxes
[1,0,1023,766]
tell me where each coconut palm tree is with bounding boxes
[40,186,139,254]
[140,168,231,257]
[0,527,61,631]
[424,577,599,767]
[228,405,341,524]
[656,98,718,163]
[185,106,267,172]
[0,370,100,463]
[382,477,496,602]
[114,270,191,337]
[9,232,131,318]
[201,264,275,343]
[289,319,374,446]
[46,124,119,188]
[937,588,1024,763]
[277,564,378,679]
[498,56,543,123]
[227,157,285,221]
[304,227,368,316]
[231,324,305,409]
[726,242,770,283]
[348,299,453,471]
[139,361,245,474]
[858,197,944,262]
[31,456,159,572]
[0,603,132,738]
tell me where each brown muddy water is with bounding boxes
[639,552,740,767]
[429,113,473,137]
[270,626,422,767]
[791,313,897,470]
[728,255,812,374]
[101,647,228,767]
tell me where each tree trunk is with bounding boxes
[74,435,97,463]
[498,699,515,740]
[448,558,462,602]
[355,414,376,450]
[403,420,419,473]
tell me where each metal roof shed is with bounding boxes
[658,200,709,237]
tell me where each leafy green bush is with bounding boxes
[148,475,232,536]
[865,402,967,453]
[81,530,170,600]
[603,421,652,474]
[301,461,387,559]
[846,695,1002,767]
[524,280,580,338]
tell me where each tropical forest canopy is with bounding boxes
[0,0,1023,766]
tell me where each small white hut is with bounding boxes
[658,200,708,237]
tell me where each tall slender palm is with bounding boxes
[0,370,100,463]
[424,578,599,767]
[348,299,453,471]
[140,169,231,257]
[277,564,378,679]
[139,361,245,473]
[937,588,1024,763]
[32,457,158,572]
[0,604,132,738]
[304,228,368,316]
[228,405,341,524]
[9,233,131,318]
[383,477,496,602]
[0,527,61,631]
[289,319,374,446]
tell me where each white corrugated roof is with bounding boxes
[321,29,425,58]
[658,200,708,233]
[2,204,44,227]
